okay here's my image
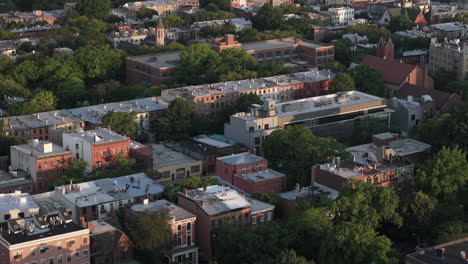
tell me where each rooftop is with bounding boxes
[236,168,285,182]
[394,29,429,38]
[54,173,163,208]
[153,143,199,169]
[348,137,430,158]
[69,97,168,125]
[89,220,118,235]
[0,213,86,246]
[123,0,197,8]
[431,22,466,32]
[12,140,72,158]
[245,197,274,214]
[402,49,427,56]
[193,135,232,149]
[128,51,180,69]
[192,18,251,29]
[0,191,39,214]
[279,183,339,200]
[217,152,265,166]
[181,185,250,215]
[0,170,32,189]
[66,128,128,144]
[128,199,196,221]
[275,91,384,116]
[362,55,417,85]
[3,110,82,130]
[406,237,468,264]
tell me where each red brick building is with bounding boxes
[10,140,74,193]
[177,186,254,262]
[125,199,198,263]
[0,212,90,264]
[216,152,285,194]
[129,141,153,172]
[89,220,134,264]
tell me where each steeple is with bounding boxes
[155,16,165,46]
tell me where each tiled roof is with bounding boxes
[362,55,416,85]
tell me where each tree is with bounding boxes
[263,125,348,188]
[0,30,18,40]
[154,99,195,141]
[74,44,123,81]
[319,222,396,264]
[235,94,262,112]
[11,59,42,87]
[345,24,390,43]
[400,191,436,233]
[106,153,136,178]
[129,211,173,251]
[333,39,353,66]
[0,134,22,156]
[102,112,138,138]
[329,73,354,93]
[350,64,385,96]
[167,98,193,120]
[389,16,415,32]
[319,61,345,72]
[273,249,315,264]
[414,146,468,201]
[252,4,284,31]
[162,13,186,28]
[77,0,111,20]
[445,80,468,100]
[30,90,57,112]
[136,7,158,19]
[175,43,221,85]
[0,55,14,73]
[54,78,88,108]
[252,191,282,216]
[216,48,258,81]
[0,79,32,98]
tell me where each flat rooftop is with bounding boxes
[153,143,199,169]
[217,152,265,166]
[318,159,394,179]
[276,91,385,116]
[406,237,468,264]
[347,138,431,158]
[236,168,285,182]
[4,110,81,130]
[0,171,32,190]
[431,22,466,31]
[128,51,180,69]
[182,185,250,215]
[69,97,167,125]
[89,220,118,235]
[245,197,274,214]
[123,0,196,8]
[194,136,232,149]
[66,128,128,144]
[12,140,72,158]
[129,199,195,221]
[54,173,163,208]
[280,183,339,200]
[0,191,39,213]
[242,39,296,51]
[403,49,427,56]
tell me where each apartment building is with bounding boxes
[177,185,273,262]
[125,36,334,85]
[0,10,64,28]
[429,38,468,81]
[1,110,85,146]
[68,97,168,133]
[152,143,202,182]
[121,0,200,17]
[159,70,334,115]
[216,152,286,193]
[0,212,90,264]
[0,191,39,223]
[10,140,74,193]
[125,199,198,264]
[327,7,355,25]
[230,0,292,8]
[89,220,134,264]
[33,173,164,224]
[430,22,467,40]
[0,170,34,194]
[224,91,390,148]
[109,27,157,48]
[62,128,131,173]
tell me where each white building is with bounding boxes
[328,7,355,25]
[108,27,156,48]
[0,191,40,223]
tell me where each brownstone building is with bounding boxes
[89,220,134,264]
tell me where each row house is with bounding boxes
[121,0,200,18]
[10,140,73,193]
[125,199,198,264]
[177,185,274,262]
[1,110,85,146]
[89,220,134,264]
[0,10,64,28]
[216,152,286,194]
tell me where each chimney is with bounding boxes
[183,188,188,195]
[79,216,86,228]
[203,186,207,192]
[200,201,206,207]
[87,222,94,232]
[143,198,149,205]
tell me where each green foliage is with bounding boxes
[393,36,430,51]
[415,105,468,152]
[252,191,282,216]
[0,79,32,98]
[348,117,400,145]
[175,43,221,85]
[136,7,157,19]
[77,0,111,20]
[0,55,14,73]
[199,22,236,38]
[202,0,231,11]
[0,134,22,156]
[105,153,136,178]
[350,64,385,96]
[154,98,194,141]
[189,9,235,22]
[162,13,187,27]
[333,39,353,66]
[162,175,219,203]
[74,44,123,80]
[414,146,468,201]
[433,221,468,244]
[102,112,138,138]
[129,211,173,250]
[271,249,315,264]
[8,90,57,115]
[319,61,345,72]
[389,16,415,32]
[455,11,468,24]
[0,30,18,40]
[216,48,258,81]
[263,125,348,189]
[329,73,354,93]
[253,4,285,31]
[54,78,88,108]
[400,191,436,233]
[51,159,88,188]
[345,24,390,43]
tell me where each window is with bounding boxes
[13,251,22,259]
[267,212,272,221]
[58,256,63,264]
[249,126,254,132]
[254,137,260,145]
[75,144,79,150]
[49,257,54,264]
[177,225,181,232]
[40,245,49,253]
[4,214,10,220]
[66,240,75,248]
[264,124,269,129]
[31,248,36,256]
[41,259,46,264]
[252,216,257,224]
[83,237,88,244]
[95,162,102,169]
[260,215,265,223]
[66,254,71,262]
[411,114,415,121]
[83,249,88,258]
[75,252,79,260]
[187,222,191,231]
[187,235,192,245]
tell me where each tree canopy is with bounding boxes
[77,0,111,20]
[102,112,138,138]
[350,64,385,96]
[329,73,355,93]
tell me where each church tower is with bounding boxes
[156,16,165,46]
[376,37,394,60]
